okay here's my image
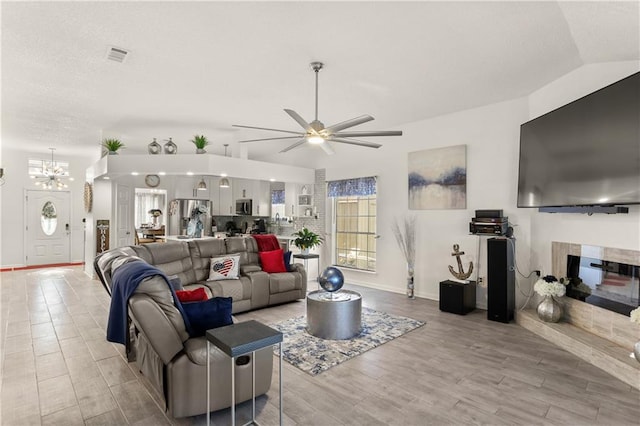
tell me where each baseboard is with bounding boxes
[343,277,439,301]
[0,262,85,272]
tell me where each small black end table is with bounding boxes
[439,280,476,315]
[206,320,283,426]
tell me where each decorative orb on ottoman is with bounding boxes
[319,267,344,292]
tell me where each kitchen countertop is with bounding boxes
[164,235,220,242]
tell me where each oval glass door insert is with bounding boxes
[41,201,58,235]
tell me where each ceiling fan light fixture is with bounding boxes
[233,60,402,154]
[307,135,325,145]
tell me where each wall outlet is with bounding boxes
[478,277,486,288]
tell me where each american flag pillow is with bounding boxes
[207,255,240,281]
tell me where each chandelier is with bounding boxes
[30,148,73,190]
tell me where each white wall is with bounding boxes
[320,97,530,308]
[1,147,96,268]
[526,62,640,279]
[318,61,639,310]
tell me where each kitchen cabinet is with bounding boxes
[284,183,314,218]
[233,178,270,216]
[233,178,250,202]
[284,182,298,218]
[211,177,234,216]
[174,176,211,200]
[254,180,270,217]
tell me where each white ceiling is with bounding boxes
[2,1,638,165]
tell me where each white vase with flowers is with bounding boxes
[630,307,640,364]
[534,275,566,322]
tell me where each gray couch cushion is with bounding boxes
[188,239,228,282]
[269,272,304,294]
[204,277,252,302]
[135,242,196,286]
[225,237,261,267]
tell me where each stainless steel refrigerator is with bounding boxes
[167,199,213,236]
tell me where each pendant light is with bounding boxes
[219,144,230,188]
[197,177,207,191]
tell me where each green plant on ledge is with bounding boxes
[292,228,323,252]
[102,138,125,155]
[191,135,209,152]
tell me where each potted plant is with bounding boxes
[191,134,209,154]
[292,227,323,254]
[102,138,125,155]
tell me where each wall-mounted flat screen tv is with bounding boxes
[517,72,639,208]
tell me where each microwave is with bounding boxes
[235,199,253,215]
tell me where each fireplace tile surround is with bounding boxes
[550,241,639,348]
[516,242,640,390]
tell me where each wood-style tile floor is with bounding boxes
[1,266,639,425]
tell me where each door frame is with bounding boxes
[24,188,72,266]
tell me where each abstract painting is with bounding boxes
[408,145,467,209]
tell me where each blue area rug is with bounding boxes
[270,307,425,376]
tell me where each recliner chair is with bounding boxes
[98,252,273,418]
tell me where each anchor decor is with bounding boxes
[448,244,473,281]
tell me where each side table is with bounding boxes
[307,290,362,340]
[206,320,283,426]
[292,253,320,287]
[439,280,476,315]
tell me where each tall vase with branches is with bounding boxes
[392,216,417,299]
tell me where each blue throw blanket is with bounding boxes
[106,260,191,344]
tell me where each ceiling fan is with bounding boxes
[233,62,402,155]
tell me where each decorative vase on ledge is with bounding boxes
[537,295,562,322]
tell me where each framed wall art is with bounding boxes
[408,145,467,210]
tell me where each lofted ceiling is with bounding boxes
[1,1,638,166]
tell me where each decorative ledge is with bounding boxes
[516,309,639,390]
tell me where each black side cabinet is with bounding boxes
[439,280,476,315]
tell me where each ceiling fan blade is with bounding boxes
[333,130,403,137]
[279,139,308,153]
[328,137,382,149]
[284,109,315,133]
[324,115,374,134]
[238,136,303,143]
[232,124,303,136]
[319,141,335,155]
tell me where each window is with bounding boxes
[271,189,285,219]
[134,189,167,228]
[329,177,377,272]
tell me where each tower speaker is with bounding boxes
[487,237,515,323]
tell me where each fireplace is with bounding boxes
[566,254,639,316]
[550,241,639,349]
[515,242,640,391]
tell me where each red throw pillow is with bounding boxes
[176,287,209,303]
[259,249,287,273]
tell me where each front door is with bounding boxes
[25,190,71,265]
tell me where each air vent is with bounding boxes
[106,46,129,63]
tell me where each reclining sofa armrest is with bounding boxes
[94,247,137,295]
[291,263,308,294]
[128,294,185,364]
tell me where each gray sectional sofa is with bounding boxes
[94,236,307,418]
